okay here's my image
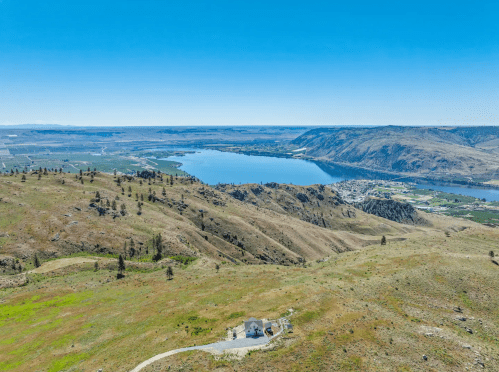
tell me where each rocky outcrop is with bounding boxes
[355,198,429,225]
[229,189,248,201]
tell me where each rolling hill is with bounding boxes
[291,126,499,180]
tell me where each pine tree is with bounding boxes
[216,264,220,273]
[21,174,26,182]
[34,254,41,268]
[381,235,387,245]
[166,266,173,280]
[112,200,117,210]
[130,239,136,258]
[151,234,163,261]
[117,254,126,279]
[94,261,99,271]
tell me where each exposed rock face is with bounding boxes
[355,198,429,225]
[296,193,309,203]
[229,189,248,201]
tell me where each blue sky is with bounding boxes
[0,1,497,126]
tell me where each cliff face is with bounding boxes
[216,183,420,237]
[355,198,429,226]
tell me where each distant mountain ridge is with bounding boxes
[291,126,499,180]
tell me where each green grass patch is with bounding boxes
[227,311,246,320]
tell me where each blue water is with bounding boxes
[165,150,345,185]
[163,149,499,201]
[414,184,499,202]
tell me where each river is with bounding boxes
[161,149,499,202]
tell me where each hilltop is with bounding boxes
[290,126,499,181]
[0,171,427,269]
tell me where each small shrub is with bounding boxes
[170,256,197,265]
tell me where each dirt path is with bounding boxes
[29,257,96,274]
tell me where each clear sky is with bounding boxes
[0,1,497,126]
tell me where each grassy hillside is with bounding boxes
[0,171,422,267]
[291,126,499,181]
[1,224,498,371]
[1,170,498,371]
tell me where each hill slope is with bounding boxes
[291,126,499,180]
[0,172,425,268]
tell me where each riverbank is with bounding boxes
[200,145,499,191]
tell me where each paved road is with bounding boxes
[130,317,289,372]
[129,336,271,372]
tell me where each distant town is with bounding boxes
[331,179,499,225]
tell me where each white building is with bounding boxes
[244,317,264,337]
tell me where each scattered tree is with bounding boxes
[34,254,41,268]
[490,251,495,259]
[21,174,26,182]
[112,200,117,210]
[117,254,126,279]
[130,239,136,258]
[216,264,220,273]
[381,235,387,245]
[94,261,99,271]
[152,233,163,261]
[166,266,173,280]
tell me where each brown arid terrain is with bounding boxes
[0,171,422,267]
[290,126,499,181]
[1,171,498,371]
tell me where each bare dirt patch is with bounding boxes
[29,257,97,274]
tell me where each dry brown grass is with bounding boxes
[1,172,498,371]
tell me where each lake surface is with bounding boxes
[163,149,499,201]
[165,149,345,185]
